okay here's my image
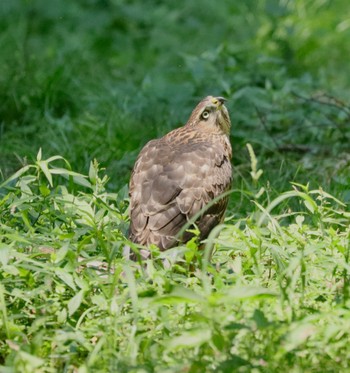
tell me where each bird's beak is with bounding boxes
[211,96,227,108]
[216,97,226,105]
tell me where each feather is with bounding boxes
[128,95,232,251]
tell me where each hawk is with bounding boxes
[128,96,232,253]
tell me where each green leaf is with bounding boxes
[166,329,211,350]
[0,165,32,188]
[39,183,51,197]
[38,160,53,187]
[304,199,315,214]
[0,245,10,266]
[89,161,97,184]
[68,290,84,316]
[57,308,67,323]
[50,168,90,178]
[36,148,42,162]
[91,295,108,310]
[72,175,92,188]
[152,286,204,305]
[282,323,316,352]
[16,351,44,369]
[53,242,69,263]
[253,309,270,329]
[74,275,89,291]
[212,331,226,350]
[55,268,76,290]
[3,265,20,276]
[217,355,251,370]
[225,286,277,301]
[46,155,65,163]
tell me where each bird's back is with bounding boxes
[128,123,232,250]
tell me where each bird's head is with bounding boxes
[187,96,231,136]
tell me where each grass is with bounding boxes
[1,0,350,194]
[1,0,350,371]
[0,155,349,372]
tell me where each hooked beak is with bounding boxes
[211,96,227,108]
[216,97,226,105]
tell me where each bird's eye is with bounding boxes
[201,110,210,120]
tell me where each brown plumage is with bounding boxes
[128,95,232,251]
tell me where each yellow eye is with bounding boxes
[201,110,210,120]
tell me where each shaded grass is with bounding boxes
[1,0,350,201]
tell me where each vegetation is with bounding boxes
[0,0,349,371]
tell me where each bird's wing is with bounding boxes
[129,134,232,249]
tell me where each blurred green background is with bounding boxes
[1,0,349,203]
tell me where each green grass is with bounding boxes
[0,154,349,372]
[1,0,350,371]
[1,0,350,195]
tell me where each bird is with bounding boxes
[128,95,232,254]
